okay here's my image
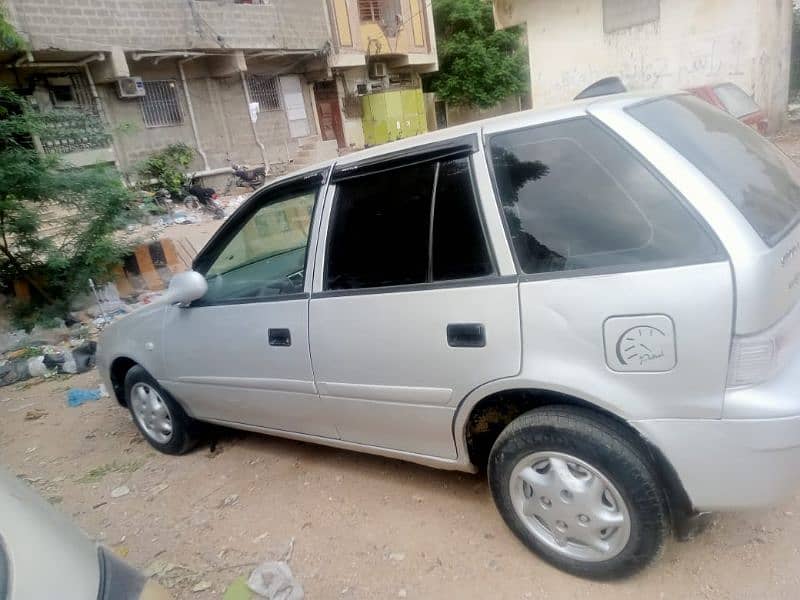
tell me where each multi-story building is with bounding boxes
[320,0,437,147]
[1,0,437,182]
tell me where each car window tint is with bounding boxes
[489,118,718,275]
[432,157,493,280]
[714,83,760,119]
[201,188,316,303]
[629,95,800,245]
[326,162,436,290]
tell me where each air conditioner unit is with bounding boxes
[117,76,145,98]
[369,62,388,78]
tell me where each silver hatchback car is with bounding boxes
[99,90,800,579]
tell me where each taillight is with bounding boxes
[727,335,776,387]
[727,304,799,388]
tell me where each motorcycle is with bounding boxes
[230,163,266,190]
[182,182,225,220]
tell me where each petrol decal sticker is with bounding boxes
[603,315,676,373]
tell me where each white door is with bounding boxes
[160,175,337,438]
[309,150,521,459]
[280,75,310,138]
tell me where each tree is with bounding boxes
[0,3,26,51]
[425,0,528,108]
[0,85,135,328]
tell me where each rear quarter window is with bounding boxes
[488,118,720,276]
[628,94,800,246]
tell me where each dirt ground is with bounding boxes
[4,127,800,599]
[2,371,800,599]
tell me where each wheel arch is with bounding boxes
[109,356,139,406]
[453,384,694,526]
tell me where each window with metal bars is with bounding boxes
[140,80,183,128]
[359,0,382,22]
[246,74,281,112]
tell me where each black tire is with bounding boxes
[124,365,198,455]
[488,406,669,580]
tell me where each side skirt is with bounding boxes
[200,417,479,473]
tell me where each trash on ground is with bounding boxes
[110,485,130,498]
[223,576,252,600]
[67,387,104,407]
[24,408,47,421]
[192,581,213,593]
[247,561,303,600]
[220,494,239,508]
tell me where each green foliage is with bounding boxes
[425,0,528,108]
[137,143,195,197]
[0,3,26,51]
[0,86,135,329]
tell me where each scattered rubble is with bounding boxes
[247,561,304,600]
[24,408,47,421]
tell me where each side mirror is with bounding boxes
[165,271,208,306]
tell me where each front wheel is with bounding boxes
[124,366,198,455]
[488,406,669,580]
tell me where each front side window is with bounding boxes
[200,187,316,303]
[325,155,492,290]
[489,118,718,275]
[629,95,800,245]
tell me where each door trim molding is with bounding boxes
[171,376,316,394]
[317,381,453,405]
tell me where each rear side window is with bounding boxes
[713,83,760,119]
[488,118,718,275]
[629,95,800,245]
[326,156,493,290]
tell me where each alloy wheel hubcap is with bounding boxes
[509,451,631,562]
[130,383,173,444]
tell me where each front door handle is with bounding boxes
[268,328,291,347]
[447,323,485,348]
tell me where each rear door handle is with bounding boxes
[447,323,485,348]
[268,328,291,347]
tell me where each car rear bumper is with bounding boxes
[634,412,800,511]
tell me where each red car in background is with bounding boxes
[686,82,768,134]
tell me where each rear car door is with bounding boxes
[309,138,521,458]
[161,171,337,438]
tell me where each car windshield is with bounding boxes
[628,94,800,246]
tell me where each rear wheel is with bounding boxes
[488,406,669,579]
[124,366,198,455]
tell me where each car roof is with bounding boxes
[272,89,672,184]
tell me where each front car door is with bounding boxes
[309,137,521,459]
[160,170,338,438]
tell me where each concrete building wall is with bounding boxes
[95,59,314,175]
[8,0,329,52]
[444,95,523,127]
[494,0,793,132]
